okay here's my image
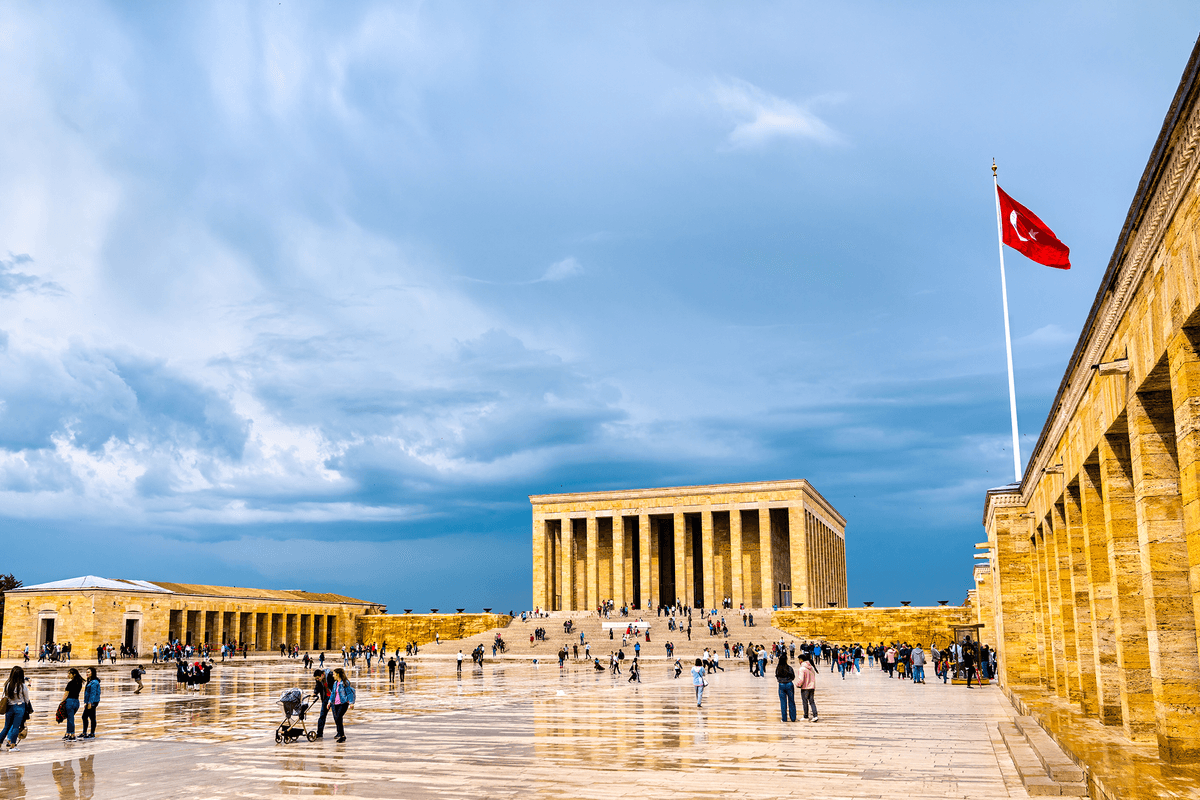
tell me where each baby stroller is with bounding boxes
[275,688,317,743]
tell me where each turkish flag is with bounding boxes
[997,186,1070,269]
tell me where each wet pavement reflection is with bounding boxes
[0,657,1034,798]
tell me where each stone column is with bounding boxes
[1064,484,1099,717]
[586,515,599,611]
[613,515,626,608]
[1099,427,1156,742]
[988,497,1040,687]
[532,516,547,611]
[639,513,652,610]
[787,505,807,610]
[759,507,773,608]
[1128,387,1200,762]
[1050,502,1080,703]
[702,508,715,611]
[560,517,575,612]
[730,508,744,608]
[1029,529,1050,686]
[1080,460,1123,724]
[673,511,687,607]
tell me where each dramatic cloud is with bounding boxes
[0,2,1192,611]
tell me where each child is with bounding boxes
[797,654,818,722]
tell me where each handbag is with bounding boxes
[55,700,67,724]
[0,695,7,714]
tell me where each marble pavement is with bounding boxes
[0,657,1031,799]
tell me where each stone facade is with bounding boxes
[772,605,975,646]
[530,480,846,611]
[979,43,1200,765]
[1,577,383,657]
[357,613,511,648]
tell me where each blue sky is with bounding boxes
[0,2,1196,612]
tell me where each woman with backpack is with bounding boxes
[1,666,30,751]
[329,667,355,743]
[81,667,101,739]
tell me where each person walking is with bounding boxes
[81,667,101,739]
[60,667,84,741]
[911,645,927,684]
[398,657,407,683]
[329,668,355,743]
[313,670,331,740]
[1,666,30,751]
[691,658,707,707]
[628,658,640,683]
[130,664,146,694]
[457,650,463,675]
[387,656,396,683]
[775,651,797,722]
[797,654,819,722]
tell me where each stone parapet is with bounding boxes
[357,613,512,648]
[770,606,975,646]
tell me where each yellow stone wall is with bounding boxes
[356,613,512,648]
[980,54,1200,765]
[771,606,976,647]
[1,589,378,657]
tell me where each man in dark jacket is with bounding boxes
[313,670,332,738]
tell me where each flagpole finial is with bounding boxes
[992,159,997,178]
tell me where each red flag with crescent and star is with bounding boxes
[996,186,1070,269]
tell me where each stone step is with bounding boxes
[1014,716,1087,784]
[997,721,1088,797]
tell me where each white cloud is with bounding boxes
[712,77,839,148]
[536,257,583,283]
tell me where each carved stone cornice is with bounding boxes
[1020,77,1200,503]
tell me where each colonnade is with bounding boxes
[531,483,847,612]
[166,607,342,650]
[983,328,1200,764]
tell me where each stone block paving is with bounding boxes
[0,655,1030,798]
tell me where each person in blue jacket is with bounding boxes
[81,667,101,739]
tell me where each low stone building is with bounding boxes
[1,576,384,656]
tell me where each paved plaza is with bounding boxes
[0,656,1031,799]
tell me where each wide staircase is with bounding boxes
[425,609,796,662]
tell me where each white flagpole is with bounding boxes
[992,160,1022,483]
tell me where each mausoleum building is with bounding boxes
[531,480,846,611]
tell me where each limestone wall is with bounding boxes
[357,613,512,647]
[771,606,977,647]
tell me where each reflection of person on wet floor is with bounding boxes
[313,669,332,739]
[387,657,396,683]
